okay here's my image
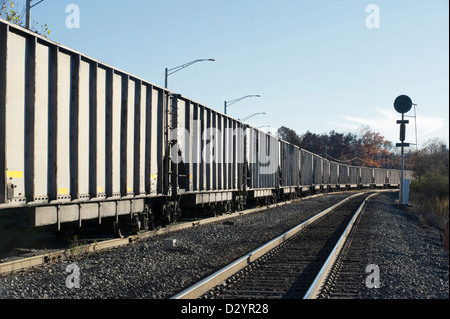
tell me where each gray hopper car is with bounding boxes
[0,19,414,233]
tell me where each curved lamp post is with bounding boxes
[26,0,46,29]
[165,59,215,88]
[239,112,266,123]
[224,95,260,115]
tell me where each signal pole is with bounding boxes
[394,95,412,206]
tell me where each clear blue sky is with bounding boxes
[23,0,450,147]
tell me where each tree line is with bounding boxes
[276,125,397,169]
[409,138,449,218]
[276,125,449,219]
[276,125,449,172]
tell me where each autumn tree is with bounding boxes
[277,125,396,168]
[1,0,50,37]
[355,126,393,168]
[1,0,22,24]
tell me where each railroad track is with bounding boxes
[0,194,326,276]
[315,194,377,299]
[172,192,380,299]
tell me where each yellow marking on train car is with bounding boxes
[127,187,132,193]
[189,174,193,179]
[6,171,23,178]
[151,174,158,179]
[58,188,68,195]
[97,187,104,193]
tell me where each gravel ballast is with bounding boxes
[355,192,448,299]
[0,191,448,299]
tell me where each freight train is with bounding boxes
[0,19,414,233]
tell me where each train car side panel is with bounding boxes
[323,159,330,186]
[349,166,360,187]
[300,149,313,188]
[313,154,323,187]
[33,41,50,203]
[360,167,373,186]
[5,30,27,203]
[374,168,387,186]
[330,161,339,186]
[338,164,349,186]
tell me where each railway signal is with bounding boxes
[394,95,412,206]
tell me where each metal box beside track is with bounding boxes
[404,170,415,181]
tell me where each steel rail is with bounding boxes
[303,192,380,299]
[0,193,329,275]
[170,191,375,299]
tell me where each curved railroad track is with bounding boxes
[172,192,379,299]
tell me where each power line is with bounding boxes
[321,154,374,165]
[321,153,403,169]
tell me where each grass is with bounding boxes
[68,235,97,256]
[409,195,448,230]
[409,171,449,230]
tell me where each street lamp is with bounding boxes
[165,59,215,89]
[26,0,45,29]
[239,112,266,122]
[224,95,260,115]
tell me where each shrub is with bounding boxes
[410,169,449,201]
